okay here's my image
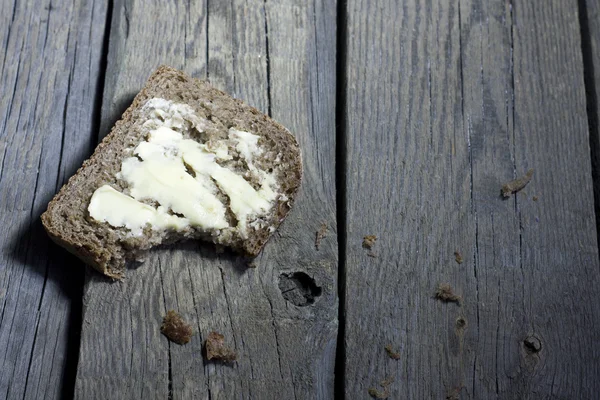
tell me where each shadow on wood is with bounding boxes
[130,240,253,278]
[4,190,85,400]
[98,92,138,141]
[1,69,131,400]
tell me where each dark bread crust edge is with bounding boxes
[44,227,121,279]
[41,66,302,279]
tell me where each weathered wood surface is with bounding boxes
[0,0,107,399]
[75,0,338,399]
[583,0,600,232]
[342,0,600,399]
[2,0,600,398]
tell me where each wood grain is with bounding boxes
[0,0,107,399]
[75,0,338,399]
[341,0,600,398]
[583,0,600,238]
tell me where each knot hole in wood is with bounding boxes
[278,271,322,306]
[523,335,542,353]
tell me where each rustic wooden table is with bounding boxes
[2,0,600,399]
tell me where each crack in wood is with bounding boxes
[0,0,18,81]
[2,52,23,141]
[122,0,130,39]
[509,0,517,177]
[55,53,74,190]
[230,0,237,94]
[41,1,52,55]
[0,146,8,191]
[22,311,42,400]
[205,0,209,80]
[217,264,239,353]
[263,0,272,117]
[157,258,173,399]
[263,285,285,382]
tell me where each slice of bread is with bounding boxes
[41,66,302,279]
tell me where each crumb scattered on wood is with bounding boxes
[205,331,237,362]
[315,222,328,250]
[501,169,534,198]
[363,235,378,257]
[368,377,394,399]
[434,283,462,304]
[363,235,377,249]
[533,196,538,202]
[368,388,388,399]
[161,310,193,345]
[454,251,463,264]
[384,344,400,360]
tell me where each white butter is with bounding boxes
[182,142,274,235]
[120,129,229,230]
[206,140,231,161]
[88,185,188,235]
[89,98,279,237]
[229,128,261,163]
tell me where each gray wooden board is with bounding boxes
[584,0,600,232]
[0,0,107,399]
[75,0,338,399]
[342,0,600,399]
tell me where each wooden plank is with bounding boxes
[508,1,599,395]
[75,0,338,399]
[342,0,600,398]
[583,0,600,234]
[0,0,107,399]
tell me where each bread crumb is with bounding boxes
[533,196,538,201]
[434,283,461,304]
[368,376,394,399]
[363,235,377,249]
[363,235,378,257]
[205,331,237,362]
[161,310,193,345]
[501,169,534,198]
[368,388,388,399]
[315,222,328,250]
[384,344,400,360]
[454,251,463,264]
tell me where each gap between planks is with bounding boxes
[334,0,348,398]
[577,0,600,260]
